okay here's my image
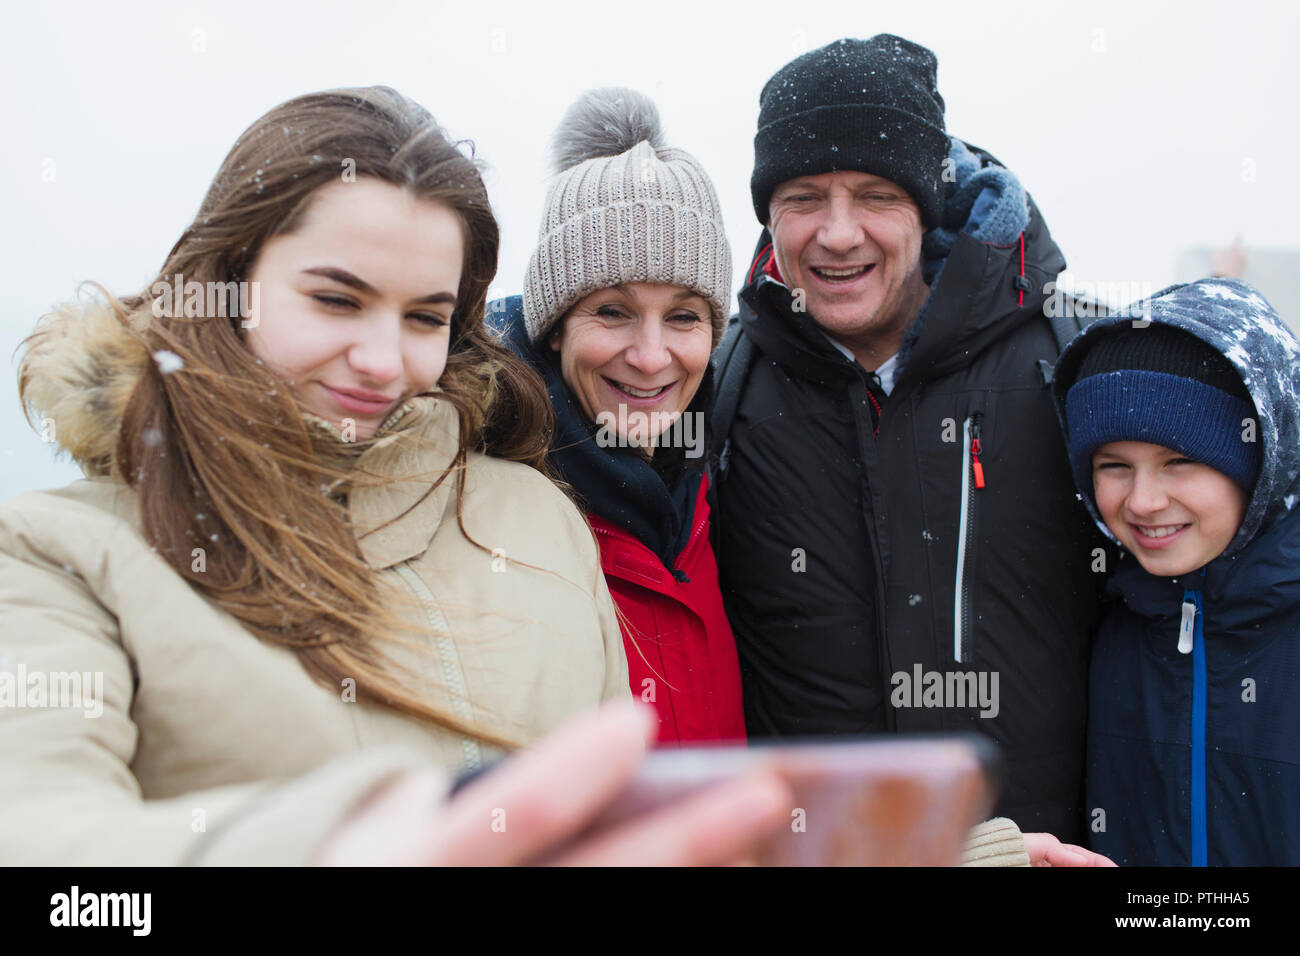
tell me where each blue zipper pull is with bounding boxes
[1178,600,1196,654]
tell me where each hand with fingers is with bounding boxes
[1022,831,1117,867]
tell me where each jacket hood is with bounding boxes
[1051,277,1300,559]
[19,295,461,570]
[19,297,153,477]
[738,136,1065,389]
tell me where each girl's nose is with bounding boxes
[347,315,404,385]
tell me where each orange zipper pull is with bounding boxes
[971,433,985,489]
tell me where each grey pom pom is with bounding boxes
[549,87,665,175]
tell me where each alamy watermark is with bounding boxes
[595,407,705,459]
[890,664,999,719]
[50,886,150,936]
[151,274,260,328]
[0,663,103,718]
[1043,274,1155,323]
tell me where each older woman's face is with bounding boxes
[550,283,713,452]
[244,177,462,440]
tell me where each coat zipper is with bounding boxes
[1182,588,1208,866]
[392,563,483,773]
[675,517,708,578]
[953,413,984,663]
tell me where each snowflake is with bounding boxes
[153,350,184,374]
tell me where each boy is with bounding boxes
[1053,277,1300,866]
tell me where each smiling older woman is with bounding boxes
[497,89,746,746]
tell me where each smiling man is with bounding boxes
[710,35,1108,842]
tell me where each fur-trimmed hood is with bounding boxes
[18,296,154,477]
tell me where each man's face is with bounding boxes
[768,170,928,361]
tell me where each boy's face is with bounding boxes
[1092,441,1248,576]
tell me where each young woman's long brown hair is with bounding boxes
[18,87,555,748]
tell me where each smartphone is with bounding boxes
[587,734,999,866]
[452,733,1000,866]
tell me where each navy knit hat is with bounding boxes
[750,35,949,228]
[1064,325,1262,495]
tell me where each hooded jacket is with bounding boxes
[713,139,1108,841]
[495,295,746,745]
[0,300,629,865]
[1051,278,1300,866]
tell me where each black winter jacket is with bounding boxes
[712,141,1107,840]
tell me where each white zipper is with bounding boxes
[953,415,975,663]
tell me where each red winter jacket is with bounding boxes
[588,473,746,746]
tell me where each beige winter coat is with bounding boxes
[0,303,629,865]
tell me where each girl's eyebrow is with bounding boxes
[301,266,456,306]
[301,266,376,293]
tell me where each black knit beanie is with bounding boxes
[1064,325,1261,494]
[750,35,949,228]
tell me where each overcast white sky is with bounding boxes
[2,0,1297,498]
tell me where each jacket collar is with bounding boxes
[309,394,462,570]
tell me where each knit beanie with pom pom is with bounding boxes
[522,88,732,346]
